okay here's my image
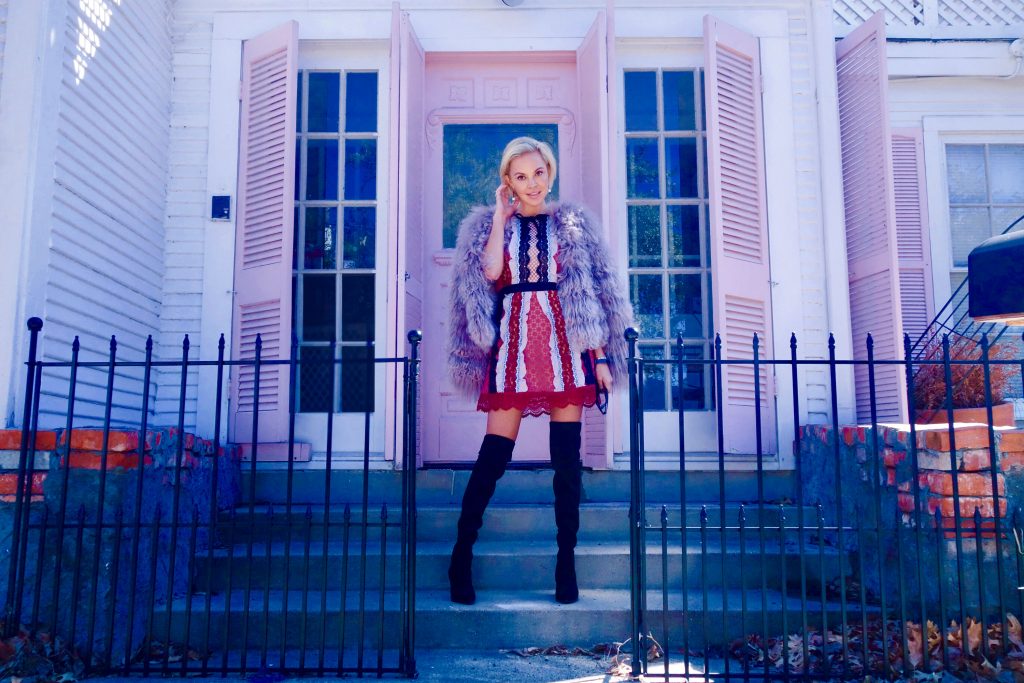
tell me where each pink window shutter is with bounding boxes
[577,10,612,468]
[836,12,907,423]
[703,15,776,455]
[891,128,934,348]
[230,21,300,452]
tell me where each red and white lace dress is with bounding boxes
[477,213,599,416]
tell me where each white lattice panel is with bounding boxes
[834,0,1024,37]
[938,0,1024,26]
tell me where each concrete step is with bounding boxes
[240,468,797,506]
[191,539,844,593]
[156,588,868,650]
[219,503,825,543]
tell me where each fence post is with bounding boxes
[625,327,646,675]
[404,329,421,678]
[5,317,43,636]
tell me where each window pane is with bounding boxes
[341,345,374,412]
[341,274,375,341]
[304,207,338,270]
[989,145,1024,203]
[670,344,707,410]
[950,207,990,266]
[294,139,301,200]
[307,72,340,133]
[302,274,336,341]
[344,139,377,200]
[442,123,558,248]
[628,205,661,268]
[630,273,664,338]
[306,139,339,200]
[293,207,299,270]
[624,71,657,132]
[670,274,703,338]
[626,138,659,199]
[663,71,696,131]
[667,205,701,267]
[299,345,334,412]
[665,138,698,198]
[993,206,1024,235]
[946,145,987,203]
[346,72,378,133]
[343,206,376,269]
[639,343,666,411]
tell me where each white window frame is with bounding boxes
[922,116,1024,313]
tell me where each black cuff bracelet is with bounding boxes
[594,358,609,365]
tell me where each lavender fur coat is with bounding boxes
[447,201,634,398]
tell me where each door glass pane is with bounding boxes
[639,343,666,411]
[306,139,339,200]
[307,72,340,133]
[304,207,338,269]
[343,206,376,269]
[344,139,377,200]
[302,274,336,341]
[299,345,334,412]
[988,144,1024,203]
[950,207,990,266]
[628,205,661,268]
[667,205,701,267]
[670,344,707,410]
[663,71,695,131]
[670,273,703,337]
[341,273,375,341]
[346,72,378,133]
[630,273,664,338]
[341,345,374,412]
[624,71,657,132]
[946,145,987,203]
[442,123,558,248]
[626,138,659,199]
[665,138,698,198]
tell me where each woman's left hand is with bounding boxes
[595,363,613,392]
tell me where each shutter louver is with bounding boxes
[230,21,300,453]
[836,12,907,423]
[892,128,934,347]
[704,15,776,455]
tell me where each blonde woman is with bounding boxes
[446,137,633,605]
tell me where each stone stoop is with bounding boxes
[158,468,851,652]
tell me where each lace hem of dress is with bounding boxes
[476,385,597,417]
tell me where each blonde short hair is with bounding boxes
[499,136,557,189]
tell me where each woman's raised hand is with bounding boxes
[493,184,519,225]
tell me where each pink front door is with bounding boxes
[419,52,583,463]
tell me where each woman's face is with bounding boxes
[504,150,550,212]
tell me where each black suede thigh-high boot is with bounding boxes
[550,421,582,604]
[448,433,515,604]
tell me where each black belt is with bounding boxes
[497,282,558,297]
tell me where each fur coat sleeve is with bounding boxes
[446,202,634,397]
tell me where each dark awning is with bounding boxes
[968,230,1024,325]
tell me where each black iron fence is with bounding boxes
[2,318,421,678]
[626,327,1024,681]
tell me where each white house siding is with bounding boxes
[35,0,173,427]
[153,9,214,430]
[787,6,833,424]
[0,0,7,93]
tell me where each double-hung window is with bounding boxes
[623,69,713,412]
[946,143,1024,298]
[293,70,379,413]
